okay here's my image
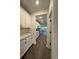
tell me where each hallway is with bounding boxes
[21,35,51,59]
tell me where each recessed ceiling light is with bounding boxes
[36,0,39,5]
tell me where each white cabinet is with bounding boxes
[35,31,39,39]
[20,39,26,57]
[25,11,31,28]
[20,34,33,58]
[20,6,31,28]
[20,32,39,57]
[20,7,26,27]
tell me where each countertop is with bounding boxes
[20,32,33,40]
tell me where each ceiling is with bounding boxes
[36,14,47,26]
[21,0,50,14]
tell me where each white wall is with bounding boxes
[51,0,58,59]
[46,17,51,48]
[47,0,58,59]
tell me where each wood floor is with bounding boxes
[21,35,51,59]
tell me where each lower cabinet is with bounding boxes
[20,35,33,58]
[36,31,39,39]
[20,39,25,57]
[20,32,39,58]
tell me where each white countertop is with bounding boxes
[20,32,33,40]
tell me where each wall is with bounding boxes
[46,0,53,49]
[46,17,51,48]
[47,0,58,59]
[51,0,58,59]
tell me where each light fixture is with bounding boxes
[36,0,39,5]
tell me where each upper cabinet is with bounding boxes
[20,6,31,28]
[20,7,26,27]
[25,11,31,28]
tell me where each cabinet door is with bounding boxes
[25,12,31,28]
[28,36,32,44]
[24,36,33,52]
[24,38,29,52]
[20,7,26,27]
[20,39,25,57]
[20,6,31,28]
